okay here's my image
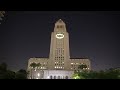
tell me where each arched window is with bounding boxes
[58,76,60,79]
[60,25,63,28]
[57,25,59,28]
[65,76,68,79]
[54,76,56,79]
[50,76,52,79]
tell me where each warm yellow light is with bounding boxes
[56,34,64,39]
[38,73,40,76]
[47,76,50,79]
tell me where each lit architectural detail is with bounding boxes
[38,73,40,76]
[56,34,64,39]
[47,76,50,79]
[27,19,91,79]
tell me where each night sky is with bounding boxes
[0,11,120,71]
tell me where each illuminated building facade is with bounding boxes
[27,19,91,79]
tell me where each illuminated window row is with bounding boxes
[55,63,64,64]
[41,62,46,64]
[48,75,68,79]
[55,63,64,65]
[55,66,64,69]
[55,62,64,64]
[83,68,89,70]
[71,63,80,65]
[39,67,47,69]
[32,62,47,64]
[30,65,48,69]
[71,67,90,70]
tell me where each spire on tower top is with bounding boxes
[55,19,65,25]
[54,19,66,32]
[58,19,62,22]
[57,19,64,23]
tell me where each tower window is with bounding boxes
[57,25,59,28]
[58,76,60,79]
[65,76,68,79]
[54,76,56,79]
[60,25,63,28]
[50,76,52,79]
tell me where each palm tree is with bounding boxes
[30,62,41,79]
[30,62,37,69]
[36,63,41,69]
[30,62,36,79]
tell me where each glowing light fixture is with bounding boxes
[38,73,40,76]
[56,34,64,39]
[47,76,50,79]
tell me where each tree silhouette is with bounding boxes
[15,69,27,79]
